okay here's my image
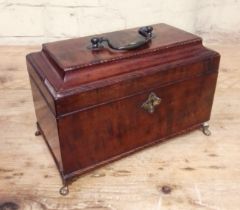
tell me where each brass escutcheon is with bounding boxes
[141,92,161,114]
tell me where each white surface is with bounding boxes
[0,0,239,44]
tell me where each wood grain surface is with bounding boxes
[0,44,239,210]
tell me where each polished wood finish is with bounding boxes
[59,72,218,179]
[1,45,238,209]
[29,79,62,172]
[26,23,220,185]
[42,23,201,75]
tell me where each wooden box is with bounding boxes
[26,23,220,195]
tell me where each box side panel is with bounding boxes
[29,78,63,172]
[26,57,57,115]
[58,71,218,178]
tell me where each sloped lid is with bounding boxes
[42,23,202,76]
[27,23,221,116]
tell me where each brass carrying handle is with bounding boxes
[88,26,153,51]
[141,92,161,114]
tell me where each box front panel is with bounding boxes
[58,71,218,177]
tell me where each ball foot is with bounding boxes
[202,122,211,136]
[59,185,69,196]
[35,130,41,136]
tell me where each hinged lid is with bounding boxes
[27,23,220,116]
[42,23,202,78]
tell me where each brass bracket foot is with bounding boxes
[35,130,41,136]
[59,185,69,196]
[202,122,211,136]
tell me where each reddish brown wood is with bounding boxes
[58,72,218,179]
[30,79,62,171]
[26,23,220,186]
